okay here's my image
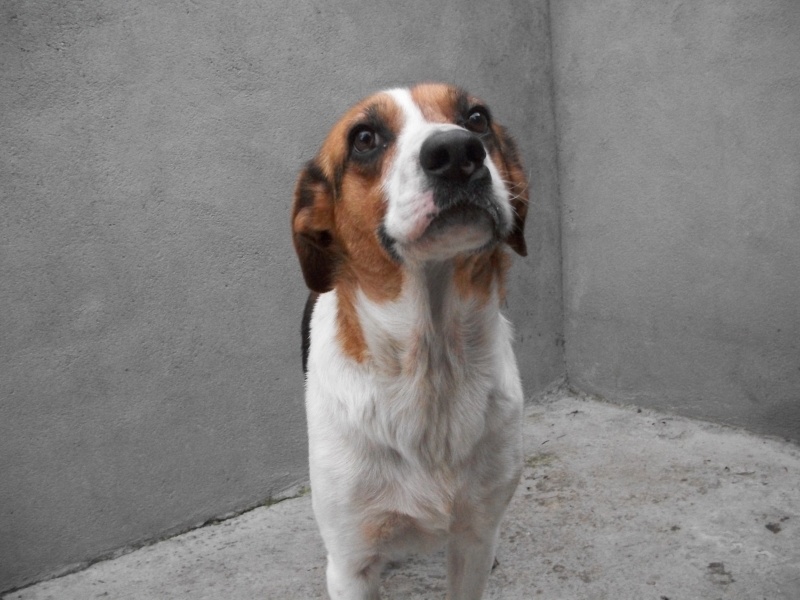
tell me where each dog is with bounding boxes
[291,82,529,599]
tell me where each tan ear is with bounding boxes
[495,125,529,257]
[291,160,339,293]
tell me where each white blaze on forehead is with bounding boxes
[380,87,513,261]
[385,88,427,129]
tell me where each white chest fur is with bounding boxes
[305,263,523,536]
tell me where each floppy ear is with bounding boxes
[291,160,340,293]
[495,125,529,257]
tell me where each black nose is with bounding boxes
[419,129,487,183]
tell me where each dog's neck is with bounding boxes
[331,250,511,466]
[335,248,510,375]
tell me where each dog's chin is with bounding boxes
[403,204,500,262]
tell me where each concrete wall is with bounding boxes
[552,0,800,440]
[0,0,562,592]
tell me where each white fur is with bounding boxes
[304,89,525,600]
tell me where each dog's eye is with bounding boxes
[352,126,380,153]
[465,108,490,134]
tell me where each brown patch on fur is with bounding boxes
[454,248,511,305]
[489,125,529,256]
[401,328,425,375]
[410,82,460,123]
[292,91,407,362]
[362,512,420,546]
[332,94,405,361]
[333,282,368,362]
[291,162,339,293]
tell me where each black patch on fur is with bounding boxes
[294,159,341,292]
[301,291,319,374]
[296,160,330,210]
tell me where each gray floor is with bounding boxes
[6,390,800,599]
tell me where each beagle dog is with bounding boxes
[291,83,528,600]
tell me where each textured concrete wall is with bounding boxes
[0,0,562,591]
[552,1,800,439]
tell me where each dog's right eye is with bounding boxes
[465,107,490,134]
[352,126,380,154]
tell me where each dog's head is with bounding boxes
[291,83,528,294]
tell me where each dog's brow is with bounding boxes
[386,88,427,129]
[363,103,383,123]
[455,88,471,118]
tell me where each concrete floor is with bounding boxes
[5,390,800,599]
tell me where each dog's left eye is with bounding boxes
[465,108,490,134]
[352,126,380,153]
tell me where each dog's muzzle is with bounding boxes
[419,129,503,235]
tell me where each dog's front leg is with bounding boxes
[445,524,501,600]
[325,552,383,600]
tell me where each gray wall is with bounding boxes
[12,0,798,593]
[0,0,563,592]
[552,0,800,439]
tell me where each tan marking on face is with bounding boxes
[410,82,460,123]
[314,92,406,362]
